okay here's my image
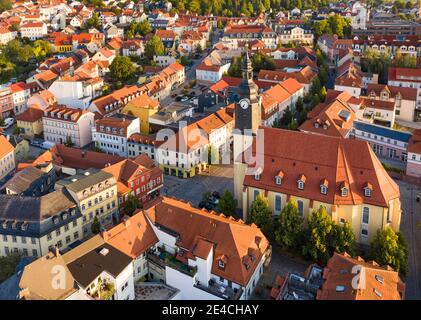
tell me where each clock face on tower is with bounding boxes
[239,98,250,110]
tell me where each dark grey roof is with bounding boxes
[3,166,46,194]
[56,168,114,194]
[67,243,132,288]
[0,189,80,237]
[353,121,411,143]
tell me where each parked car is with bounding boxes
[180,96,189,102]
[212,191,221,199]
[1,117,15,129]
[30,139,42,147]
[40,141,55,150]
[175,96,183,102]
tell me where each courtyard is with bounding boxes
[162,164,234,207]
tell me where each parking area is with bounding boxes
[162,164,234,207]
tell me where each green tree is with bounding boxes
[145,35,165,61]
[228,56,242,77]
[125,193,142,216]
[138,19,152,36]
[64,136,74,147]
[370,227,408,276]
[0,252,22,283]
[218,190,237,216]
[301,206,334,263]
[85,12,100,29]
[33,40,53,60]
[275,199,304,249]
[329,221,356,256]
[91,216,101,234]
[252,52,275,72]
[0,0,12,13]
[247,194,273,237]
[109,56,136,82]
[180,55,189,66]
[295,96,304,113]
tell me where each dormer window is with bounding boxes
[341,187,348,197]
[254,168,262,181]
[320,185,327,195]
[364,183,373,197]
[218,260,225,270]
[275,170,284,185]
[297,174,306,190]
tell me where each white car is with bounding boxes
[1,118,15,129]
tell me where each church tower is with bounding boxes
[234,45,261,135]
[233,45,261,217]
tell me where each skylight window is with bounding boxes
[336,285,345,292]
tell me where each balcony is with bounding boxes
[194,280,243,300]
[147,249,197,277]
[89,281,115,300]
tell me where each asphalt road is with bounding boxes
[398,180,421,300]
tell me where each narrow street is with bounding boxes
[397,180,421,300]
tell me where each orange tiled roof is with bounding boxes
[144,197,269,287]
[0,135,14,159]
[299,98,356,138]
[317,252,405,300]
[242,128,400,208]
[103,210,159,258]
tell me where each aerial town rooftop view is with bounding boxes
[0,0,420,306]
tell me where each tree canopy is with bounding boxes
[301,206,356,264]
[370,227,408,276]
[275,199,304,249]
[217,190,237,217]
[313,14,351,38]
[125,194,142,216]
[109,56,136,82]
[247,194,273,237]
[145,35,165,61]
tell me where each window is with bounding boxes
[73,220,77,227]
[362,207,369,224]
[47,233,52,241]
[57,241,63,248]
[66,236,71,244]
[339,218,346,225]
[12,236,17,243]
[218,260,225,269]
[31,238,36,244]
[297,181,304,190]
[32,249,37,256]
[320,185,327,195]
[336,285,345,292]
[64,224,69,232]
[275,176,282,185]
[361,228,368,237]
[254,172,260,180]
[56,229,61,236]
[21,237,27,244]
[297,200,304,217]
[253,190,259,201]
[375,275,384,284]
[364,188,371,197]
[373,288,382,298]
[275,195,282,213]
[341,188,348,197]
[74,232,79,239]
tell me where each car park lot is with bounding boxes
[162,164,234,207]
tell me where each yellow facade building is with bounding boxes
[16,106,44,137]
[122,94,160,134]
[234,128,401,245]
